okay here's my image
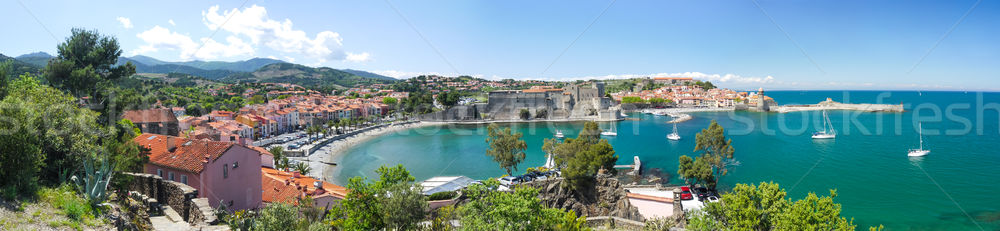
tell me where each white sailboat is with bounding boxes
[554,129,565,139]
[908,123,930,157]
[811,110,836,139]
[601,122,618,136]
[667,122,681,140]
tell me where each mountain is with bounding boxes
[126,55,284,72]
[15,52,54,67]
[342,69,395,81]
[1,53,43,76]
[222,63,396,88]
[118,57,238,80]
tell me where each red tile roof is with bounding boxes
[122,109,178,124]
[261,167,347,205]
[134,133,235,173]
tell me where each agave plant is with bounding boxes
[71,155,117,208]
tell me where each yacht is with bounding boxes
[811,110,836,139]
[667,122,681,140]
[554,130,565,139]
[601,123,618,136]
[908,123,930,157]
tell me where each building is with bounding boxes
[651,77,695,85]
[419,176,476,196]
[122,109,180,136]
[134,134,264,211]
[484,82,618,120]
[261,167,347,210]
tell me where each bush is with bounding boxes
[428,191,457,201]
[37,185,94,222]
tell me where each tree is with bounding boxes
[699,182,857,231]
[691,120,735,190]
[485,123,527,175]
[249,95,266,105]
[0,74,102,190]
[327,164,425,230]
[269,146,289,170]
[543,121,618,190]
[291,162,312,175]
[677,155,714,188]
[253,202,326,231]
[381,97,397,105]
[44,28,135,97]
[621,96,645,104]
[457,181,590,231]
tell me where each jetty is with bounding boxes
[773,98,904,113]
[614,156,642,175]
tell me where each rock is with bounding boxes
[523,177,643,221]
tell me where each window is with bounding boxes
[157,169,163,177]
[233,161,239,169]
[168,172,175,181]
[180,175,188,184]
[223,164,229,179]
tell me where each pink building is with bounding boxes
[134,134,264,211]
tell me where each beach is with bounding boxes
[294,121,446,182]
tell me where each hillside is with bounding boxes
[15,52,54,67]
[117,57,238,80]
[1,53,43,76]
[127,55,284,72]
[342,69,395,81]
[222,63,396,88]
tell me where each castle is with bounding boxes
[484,82,619,120]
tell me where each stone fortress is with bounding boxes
[483,82,619,120]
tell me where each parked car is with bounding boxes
[287,144,300,150]
[499,176,521,186]
[680,186,693,200]
[705,196,720,203]
[694,187,710,201]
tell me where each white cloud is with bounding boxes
[345,52,371,62]
[201,4,366,63]
[168,19,176,26]
[116,17,133,29]
[133,26,253,60]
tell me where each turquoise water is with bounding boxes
[332,91,1000,230]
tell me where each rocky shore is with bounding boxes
[522,177,644,221]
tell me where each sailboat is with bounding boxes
[601,122,618,136]
[811,110,836,139]
[554,130,565,139]
[667,122,681,140]
[908,123,930,157]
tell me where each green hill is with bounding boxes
[14,52,54,67]
[1,53,43,77]
[222,63,396,88]
[342,69,396,81]
[127,55,284,72]
[117,57,239,80]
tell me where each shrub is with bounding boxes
[428,191,457,201]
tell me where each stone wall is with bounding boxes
[123,172,218,225]
[418,105,482,121]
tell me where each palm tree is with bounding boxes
[269,146,288,170]
[291,162,312,175]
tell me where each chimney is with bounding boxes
[167,137,177,152]
[293,171,301,178]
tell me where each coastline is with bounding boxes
[299,121,446,183]
[633,107,735,123]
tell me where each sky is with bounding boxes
[1,0,997,90]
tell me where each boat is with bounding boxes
[653,111,667,116]
[555,130,565,139]
[620,111,628,117]
[908,123,930,157]
[601,122,617,136]
[811,110,836,139]
[667,122,681,140]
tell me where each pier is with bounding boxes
[614,156,642,175]
[773,98,904,113]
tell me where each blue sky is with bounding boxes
[1,0,997,90]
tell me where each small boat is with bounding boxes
[555,130,565,139]
[667,122,681,140]
[601,123,617,136]
[811,110,836,139]
[653,111,667,116]
[620,111,628,117]
[908,123,930,157]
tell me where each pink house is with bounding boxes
[134,133,264,211]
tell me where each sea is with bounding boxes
[330,91,1000,230]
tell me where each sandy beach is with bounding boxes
[296,121,446,181]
